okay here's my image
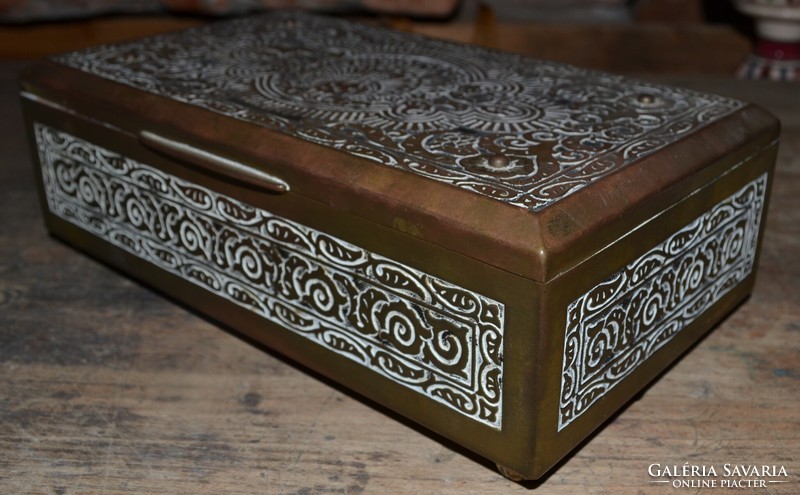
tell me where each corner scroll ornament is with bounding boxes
[35,123,506,429]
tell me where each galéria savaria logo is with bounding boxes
[648,463,790,489]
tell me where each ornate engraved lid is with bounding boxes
[53,11,744,211]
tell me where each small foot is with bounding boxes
[496,463,526,481]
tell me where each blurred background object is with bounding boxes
[734,0,800,80]
[0,0,462,22]
[0,0,762,77]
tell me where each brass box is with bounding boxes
[19,12,779,480]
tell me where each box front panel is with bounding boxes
[32,120,507,429]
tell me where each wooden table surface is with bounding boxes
[1,60,798,494]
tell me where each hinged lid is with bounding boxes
[19,11,779,282]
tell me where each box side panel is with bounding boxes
[529,141,778,479]
[20,97,542,473]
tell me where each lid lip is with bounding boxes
[19,60,779,284]
[18,61,546,279]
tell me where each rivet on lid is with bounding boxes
[488,154,510,169]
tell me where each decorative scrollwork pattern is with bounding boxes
[558,173,767,431]
[53,11,744,211]
[35,123,505,429]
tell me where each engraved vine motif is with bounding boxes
[54,11,744,211]
[35,123,505,428]
[559,174,766,430]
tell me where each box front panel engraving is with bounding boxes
[559,173,767,431]
[34,122,505,429]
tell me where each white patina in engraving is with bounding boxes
[559,174,767,430]
[34,123,505,428]
[53,11,744,211]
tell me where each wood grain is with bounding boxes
[1,61,798,494]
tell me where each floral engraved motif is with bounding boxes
[53,11,744,211]
[558,173,767,431]
[35,123,505,429]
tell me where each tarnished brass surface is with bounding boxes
[19,12,780,480]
